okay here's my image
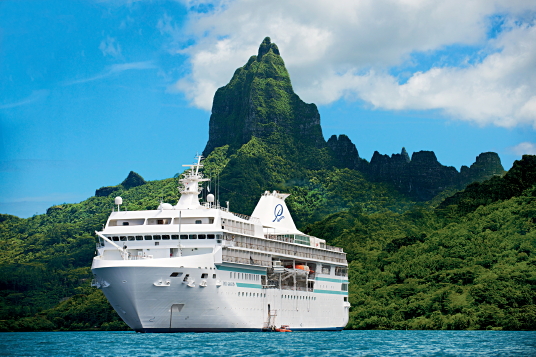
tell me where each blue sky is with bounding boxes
[1,0,535,218]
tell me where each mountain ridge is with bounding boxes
[203,37,505,204]
[0,37,530,333]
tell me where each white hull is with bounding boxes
[93,258,349,332]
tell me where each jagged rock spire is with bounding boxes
[257,37,280,59]
[203,37,325,156]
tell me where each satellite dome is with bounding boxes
[207,194,215,203]
[158,202,173,210]
[114,196,123,205]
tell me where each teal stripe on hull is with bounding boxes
[216,265,267,275]
[315,277,349,283]
[313,289,348,295]
[236,282,263,289]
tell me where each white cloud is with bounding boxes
[99,36,123,58]
[169,0,536,127]
[510,142,536,155]
[64,61,156,85]
[0,90,49,109]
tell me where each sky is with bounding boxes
[1,0,536,218]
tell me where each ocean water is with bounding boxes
[0,330,535,356]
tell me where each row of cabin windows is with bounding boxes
[229,272,260,281]
[169,273,217,279]
[235,292,318,301]
[110,234,222,242]
[281,295,316,300]
[115,218,214,226]
[239,292,266,297]
[319,265,348,277]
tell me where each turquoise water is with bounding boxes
[1,330,535,356]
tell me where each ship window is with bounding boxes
[153,235,161,240]
[157,219,164,225]
[162,235,170,240]
[207,234,215,239]
[341,283,348,291]
[216,234,222,240]
[213,274,216,279]
[120,236,127,241]
[171,235,179,240]
[144,235,152,240]
[201,273,208,278]
[170,272,182,277]
[135,236,143,241]
[122,222,129,226]
[195,220,202,224]
[198,234,206,239]
[322,265,331,275]
[344,297,348,302]
[155,242,159,246]
[128,236,135,241]
[112,236,119,241]
[189,234,197,239]
[335,267,348,277]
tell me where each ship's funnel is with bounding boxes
[251,191,299,233]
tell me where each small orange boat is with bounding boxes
[284,265,314,274]
[275,325,292,332]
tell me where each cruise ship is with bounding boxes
[91,157,350,332]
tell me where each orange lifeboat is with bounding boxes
[284,265,313,273]
[275,325,292,332]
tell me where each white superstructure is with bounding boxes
[91,156,350,332]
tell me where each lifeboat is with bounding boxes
[284,265,314,275]
[275,325,292,332]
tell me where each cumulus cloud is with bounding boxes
[169,0,536,127]
[510,142,536,155]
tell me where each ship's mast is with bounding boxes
[175,155,210,209]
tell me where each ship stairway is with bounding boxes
[262,310,278,331]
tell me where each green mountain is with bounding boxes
[0,37,531,332]
[203,37,325,156]
[304,155,536,330]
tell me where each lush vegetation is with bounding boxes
[0,178,179,332]
[305,155,536,330]
[1,154,534,331]
[3,35,531,332]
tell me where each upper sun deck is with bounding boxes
[103,205,262,236]
[97,156,343,255]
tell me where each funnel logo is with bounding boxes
[273,204,285,222]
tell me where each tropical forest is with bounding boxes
[0,38,534,332]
